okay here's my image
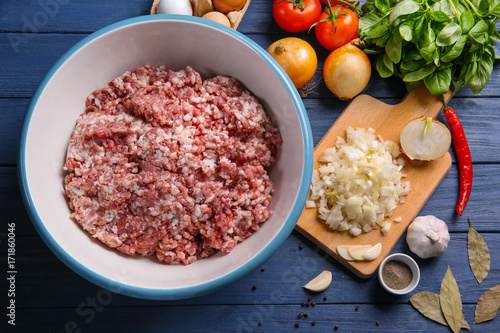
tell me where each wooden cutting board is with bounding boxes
[295,84,454,278]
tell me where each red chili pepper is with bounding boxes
[443,106,472,216]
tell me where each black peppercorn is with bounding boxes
[258,321,263,327]
[252,284,257,291]
[334,324,339,330]
[311,302,316,307]
[355,305,359,311]
[376,320,380,326]
[312,321,316,326]
[295,322,300,328]
[299,244,304,250]
[323,296,328,301]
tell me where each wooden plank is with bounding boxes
[8,302,497,332]
[296,85,454,278]
[2,32,500,98]
[7,228,500,307]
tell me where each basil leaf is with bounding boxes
[430,0,455,20]
[386,36,402,63]
[412,16,427,41]
[403,64,436,82]
[400,58,426,72]
[441,35,468,62]
[399,21,414,41]
[460,11,475,34]
[420,42,437,62]
[463,61,478,87]
[492,1,500,16]
[374,0,391,13]
[375,33,392,47]
[389,0,420,24]
[359,13,385,35]
[477,0,490,16]
[469,20,490,45]
[424,68,452,95]
[376,54,395,78]
[469,52,494,95]
[366,24,390,39]
[436,22,462,46]
[402,43,420,61]
[430,10,451,23]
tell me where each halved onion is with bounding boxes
[400,117,451,161]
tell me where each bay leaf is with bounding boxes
[410,291,471,329]
[410,292,448,326]
[474,284,500,324]
[468,219,491,284]
[440,267,463,333]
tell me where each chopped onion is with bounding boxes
[308,127,411,237]
[400,117,452,161]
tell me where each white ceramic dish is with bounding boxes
[18,15,313,300]
[378,253,420,295]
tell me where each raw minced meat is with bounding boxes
[64,65,282,265]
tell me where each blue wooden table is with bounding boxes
[1,1,499,332]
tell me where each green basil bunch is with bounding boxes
[359,0,500,95]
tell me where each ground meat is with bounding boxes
[64,66,282,265]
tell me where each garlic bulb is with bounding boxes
[406,215,450,259]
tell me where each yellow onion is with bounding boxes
[400,117,452,161]
[267,37,318,90]
[323,39,371,101]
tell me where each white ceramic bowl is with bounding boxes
[18,15,313,300]
[378,253,420,295]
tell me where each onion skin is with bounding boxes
[323,39,371,100]
[267,37,318,89]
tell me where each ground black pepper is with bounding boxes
[382,260,413,290]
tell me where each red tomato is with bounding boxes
[320,0,355,5]
[314,6,359,51]
[272,0,322,33]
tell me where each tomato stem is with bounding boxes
[275,0,306,10]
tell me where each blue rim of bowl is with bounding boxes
[17,15,313,300]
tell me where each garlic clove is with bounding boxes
[363,243,382,260]
[347,245,372,260]
[336,245,365,261]
[303,270,332,292]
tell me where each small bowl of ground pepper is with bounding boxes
[378,253,420,295]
